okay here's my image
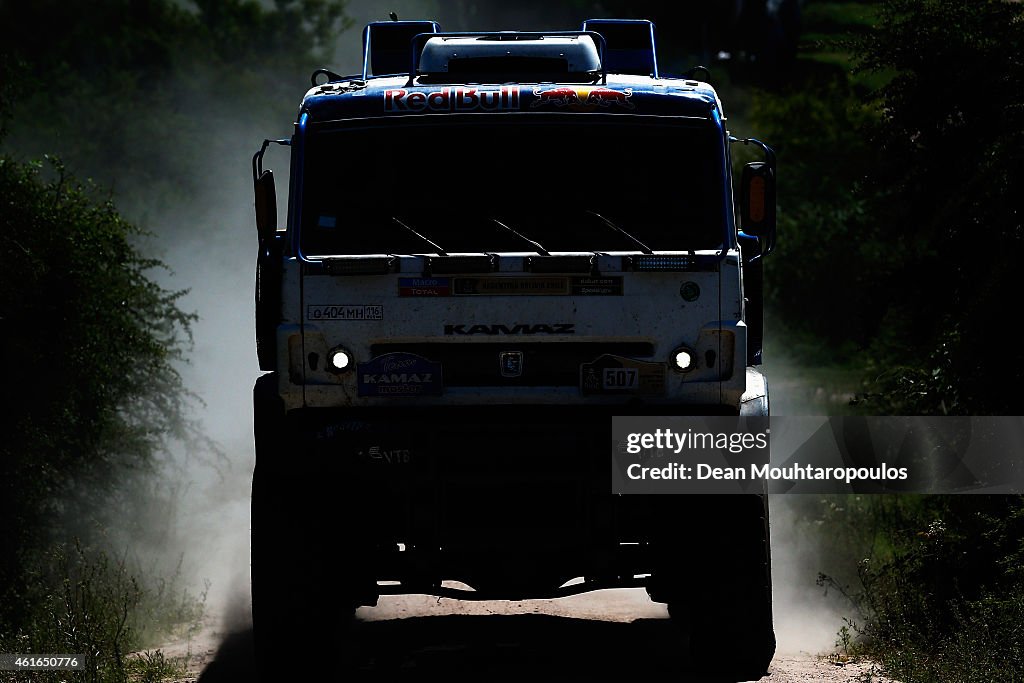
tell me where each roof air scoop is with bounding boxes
[582,19,659,78]
[416,33,602,84]
[363,20,441,79]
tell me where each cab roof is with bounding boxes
[297,20,725,124]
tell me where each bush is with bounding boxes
[815,495,1024,681]
[0,2,353,674]
[749,0,1024,414]
[0,541,205,683]
[0,157,209,680]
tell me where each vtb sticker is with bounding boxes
[357,352,443,397]
[581,355,665,395]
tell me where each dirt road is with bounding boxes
[159,588,894,682]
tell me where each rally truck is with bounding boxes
[251,18,778,680]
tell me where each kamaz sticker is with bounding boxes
[531,86,635,110]
[398,277,451,297]
[307,304,384,321]
[581,355,665,395]
[357,353,443,397]
[384,86,521,113]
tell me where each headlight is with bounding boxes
[328,346,353,372]
[671,346,695,373]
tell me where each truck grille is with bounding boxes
[369,342,656,386]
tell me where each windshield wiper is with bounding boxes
[391,217,448,256]
[585,210,653,255]
[491,218,550,256]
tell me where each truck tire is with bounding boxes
[679,566,775,680]
[251,373,360,681]
[649,495,775,681]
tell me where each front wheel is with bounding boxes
[675,577,775,680]
[251,374,362,681]
[648,495,775,680]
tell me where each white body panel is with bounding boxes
[282,252,747,409]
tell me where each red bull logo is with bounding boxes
[531,86,635,110]
[384,86,520,112]
[386,85,636,113]
[530,86,582,108]
[585,87,634,110]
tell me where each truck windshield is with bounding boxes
[299,118,726,256]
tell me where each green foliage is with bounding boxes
[816,496,1024,681]
[759,6,1024,667]
[0,155,204,643]
[802,2,877,39]
[751,0,1024,413]
[0,0,352,214]
[125,650,189,683]
[0,2,353,660]
[0,4,356,677]
[850,0,1024,414]
[0,0,350,84]
[0,541,203,683]
[0,53,19,141]
[751,78,886,348]
[124,651,189,683]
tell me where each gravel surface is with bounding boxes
[150,588,897,682]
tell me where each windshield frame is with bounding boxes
[291,112,734,262]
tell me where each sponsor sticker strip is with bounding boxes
[398,278,451,297]
[398,276,623,297]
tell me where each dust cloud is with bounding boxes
[768,496,850,655]
[760,344,858,655]
[139,116,271,629]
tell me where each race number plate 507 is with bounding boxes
[580,355,666,395]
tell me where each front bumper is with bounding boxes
[270,403,756,597]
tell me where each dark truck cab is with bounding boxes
[252,18,777,680]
